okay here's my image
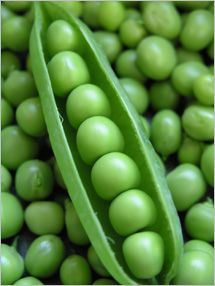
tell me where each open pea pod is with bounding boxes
[30,2,183,285]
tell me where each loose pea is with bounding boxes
[1,192,24,239]
[76,116,124,165]
[140,116,150,138]
[180,10,214,51]
[167,164,206,211]
[1,126,39,170]
[82,1,101,28]
[1,244,24,285]
[137,36,177,80]
[53,159,66,189]
[93,278,116,285]
[185,201,214,242]
[184,240,214,258]
[176,48,203,64]
[56,1,83,17]
[46,20,80,57]
[48,51,90,97]
[171,61,209,96]
[4,1,31,12]
[65,199,90,245]
[3,70,37,107]
[66,84,111,129]
[25,201,64,235]
[151,110,181,157]
[182,105,214,141]
[91,152,141,200]
[193,74,214,106]
[1,51,21,78]
[200,144,214,187]
[1,164,12,192]
[123,231,164,279]
[1,98,14,129]
[87,245,109,277]
[109,189,157,236]
[125,8,142,20]
[25,235,65,278]
[13,276,43,285]
[16,97,46,137]
[120,78,149,114]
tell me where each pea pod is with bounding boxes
[30,2,183,284]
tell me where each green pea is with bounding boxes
[1,244,24,285]
[60,255,92,285]
[140,116,150,138]
[177,135,203,165]
[109,189,157,236]
[4,1,31,12]
[200,144,214,187]
[180,10,214,51]
[98,2,125,32]
[1,164,12,192]
[185,201,214,242]
[125,8,141,20]
[13,277,43,285]
[137,36,177,80]
[1,192,24,239]
[1,126,39,170]
[1,51,21,78]
[143,2,182,39]
[120,78,149,114]
[53,159,66,189]
[87,245,109,277]
[2,16,32,52]
[66,84,111,129]
[193,74,214,106]
[182,105,214,141]
[3,70,37,107]
[151,110,181,157]
[1,5,15,23]
[176,47,203,64]
[91,152,141,200]
[25,201,64,235]
[15,160,54,201]
[167,164,206,211]
[94,31,122,63]
[16,97,46,137]
[82,1,101,28]
[1,98,14,129]
[184,240,214,258]
[56,1,83,17]
[48,51,90,97]
[149,81,179,111]
[93,278,116,285]
[115,50,143,81]
[25,235,65,278]
[46,20,80,57]
[171,61,209,96]
[65,199,89,245]
[123,231,164,279]
[76,116,124,165]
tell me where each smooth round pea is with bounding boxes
[87,245,109,277]
[1,98,14,129]
[2,16,31,52]
[25,201,64,235]
[4,1,31,12]
[176,48,203,64]
[66,84,111,129]
[149,81,179,111]
[14,277,43,285]
[56,1,83,17]
[1,165,12,192]
[47,20,80,57]
[15,160,54,201]
[93,278,116,285]
[60,255,92,285]
[65,199,89,245]
[1,51,21,78]
[109,189,157,236]
[1,244,24,285]
[76,116,124,165]
[16,97,46,137]
[200,144,214,187]
[123,231,164,279]
[3,70,37,107]
[1,192,24,239]
[48,51,90,97]
[185,201,214,242]
[167,164,206,211]
[140,116,150,138]
[25,235,65,278]
[184,240,214,258]
[180,10,214,51]
[1,126,38,170]
[151,110,181,157]
[193,74,214,106]
[171,61,209,96]
[98,2,125,31]
[120,78,149,114]
[91,152,141,200]
[94,31,122,63]
[137,36,177,80]
[82,1,101,28]
[182,105,214,141]
[143,2,182,39]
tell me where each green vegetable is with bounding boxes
[87,245,110,277]
[200,144,214,187]
[93,278,116,285]
[193,74,214,106]
[1,98,14,129]
[176,48,203,63]
[82,1,101,28]
[1,51,21,78]
[184,239,214,257]
[4,1,32,12]
[13,277,43,285]
[1,164,12,192]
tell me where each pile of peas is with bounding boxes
[1,1,214,285]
